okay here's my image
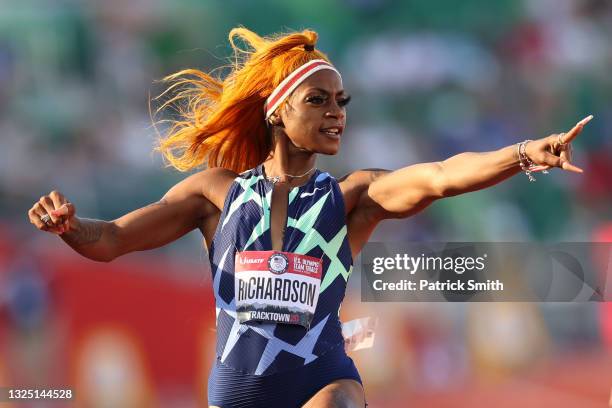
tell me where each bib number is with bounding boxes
[235,250,323,329]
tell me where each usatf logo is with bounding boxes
[268,253,289,274]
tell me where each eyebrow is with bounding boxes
[304,87,347,96]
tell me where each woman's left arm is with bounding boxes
[361,115,592,220]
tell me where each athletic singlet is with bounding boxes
[207,163,361,407]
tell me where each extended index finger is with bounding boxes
[561,115,593,144]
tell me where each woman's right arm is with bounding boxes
[27,168,235,262]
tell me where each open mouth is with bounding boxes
[320,126,343,138]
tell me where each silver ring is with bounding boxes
[40,214,52,225]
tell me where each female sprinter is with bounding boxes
[27,28,591,408]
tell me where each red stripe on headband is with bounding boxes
[265,60,333,113]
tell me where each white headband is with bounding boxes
[264,59,341,120]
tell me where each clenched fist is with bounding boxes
[28,190,76,235]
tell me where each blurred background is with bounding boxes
[1,0,611,406]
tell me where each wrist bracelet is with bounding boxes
[517,139,546,182]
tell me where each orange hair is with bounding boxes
[154,27,332,173]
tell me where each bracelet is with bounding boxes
[517,140,537,182]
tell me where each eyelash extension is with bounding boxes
[338,96,351,107]
[306,96,326,104]
[306,95,352,107]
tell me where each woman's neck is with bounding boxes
[263,133,317,185]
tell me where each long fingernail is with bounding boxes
[580,115,594,125]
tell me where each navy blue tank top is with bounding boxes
[208,163,354,376]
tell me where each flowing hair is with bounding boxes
[154,27,332,173]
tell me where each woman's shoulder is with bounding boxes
[336,168,391,215]
[207,166,241,180]
[180,167,239,211]
[188,167,239,186]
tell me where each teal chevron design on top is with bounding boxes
[244,184,319,250]
[286,191,352,292]
[228,175,352,291]
[235,180,318,250]
[289,190,330,233]
[288,188,299,205]
[243,188,272,250]
[222,175,263,229]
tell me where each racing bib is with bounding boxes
[235,250,323,329]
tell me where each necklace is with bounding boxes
[265,165,316,185]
